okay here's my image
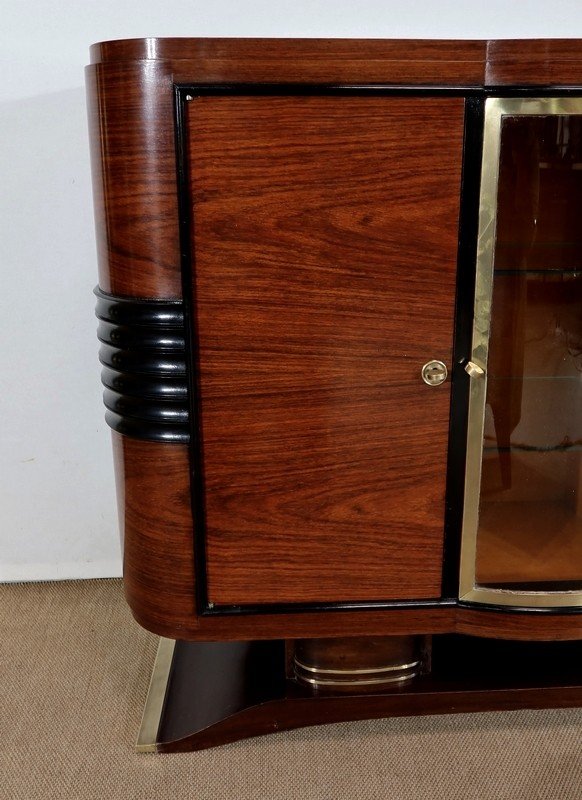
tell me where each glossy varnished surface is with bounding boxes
[91,40,582,642]
[187,94,464,604]
[486,39,582,86]
[90,38,486,85]
[114,432,582,640]
[90,37,582,87]
[86,62,181,298]
[112,433,198,631]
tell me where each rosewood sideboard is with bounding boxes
[87,38,582,752]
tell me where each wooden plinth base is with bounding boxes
[137,635,582,753]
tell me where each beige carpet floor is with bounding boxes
[0,579,580,799]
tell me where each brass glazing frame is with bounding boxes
[459,96,582,609]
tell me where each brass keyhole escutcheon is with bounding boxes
[421,360,448,386]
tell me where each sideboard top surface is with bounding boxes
[89,38,487,64]
[88,38,582,88]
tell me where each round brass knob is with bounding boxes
[421,360,448,386]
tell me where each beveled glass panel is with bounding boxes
[461,98,582,606]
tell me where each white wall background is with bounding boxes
[2,1,582,582]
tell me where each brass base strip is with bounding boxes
[294,657,420,676]
[136,637,176,753]
[294,666,418,688]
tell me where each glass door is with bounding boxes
[460,97,582,608]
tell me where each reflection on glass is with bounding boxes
[475,114,582,591]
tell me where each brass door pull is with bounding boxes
[421,360,448,386]
[464,360,485,379]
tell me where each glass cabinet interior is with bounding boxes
[460,97,582,608]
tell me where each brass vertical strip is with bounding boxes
[459,96,503,600]
[136,637,176,753]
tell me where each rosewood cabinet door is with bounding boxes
[184,94,465,606]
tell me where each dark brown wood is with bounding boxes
[115,431,460,640]
[86,37,582,296]
[486,39,582,86]
[115,433,582,641]
[456,608,582,641]
[86,62,182,298]
[89,38,582,89]
[93,41,582,648]
[90,38,486,86]
[189,94,463,605]
[154,635,582,752]
[112,433,198,630]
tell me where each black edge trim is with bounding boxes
[458,601,582,615]
[175,84,211,614]
[200,598,457,617]
[441,96,485,598]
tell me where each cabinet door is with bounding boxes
[460,97,582,608]
[185,94,464,606]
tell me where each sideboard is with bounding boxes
[87,38,582,752]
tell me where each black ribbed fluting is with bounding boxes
[95,287,190,443]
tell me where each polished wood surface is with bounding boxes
[189,94,463,604]
[90,38,486,86]
[115,432,458,640]
[112,433,197,630]
[486,39,582,86]
[91,40,582,645]
[89,37,582,87]
[456,607,582,641]
[153,635,582,752]
[116,434,582,641]
[86,62,181,298]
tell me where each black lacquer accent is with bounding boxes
[174,85,211,616]
[97,319,186,351]
[103,389,189,424]
[95,292,185,327]
[100,367,189,401]
[95,288,190,443]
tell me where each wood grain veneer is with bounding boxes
[114,430,582,641]
[187,93,463,605]
[90,38,487,86]
[456,608,582,641]
[89,38,582,87]
[86,62,181,298]
[115,434,458,640]
[112,433,197,631]
[91,39,582,644]
[486,39,582,86]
